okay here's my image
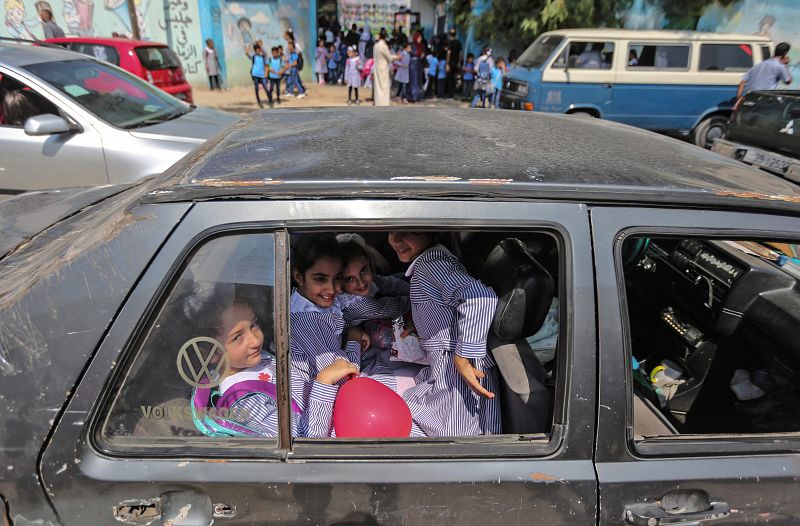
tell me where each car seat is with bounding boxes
[480,238,554,434]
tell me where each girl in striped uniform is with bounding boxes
[188,285,358,437]
[388,232,502,436]
[290,234,369,436]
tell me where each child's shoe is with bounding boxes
[257,100,264,108]
[297,93,306,99]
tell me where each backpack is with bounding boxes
[296,51,304,71]
[477,59,491,80]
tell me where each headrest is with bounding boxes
[480,238,555,341]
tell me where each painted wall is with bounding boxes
[623,0,800,86]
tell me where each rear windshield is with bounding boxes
[68,43,121,66]
[517,35,563,68]
[135,46,182,70]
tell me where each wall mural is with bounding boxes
[337,0,410,35]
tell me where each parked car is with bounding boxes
[712,90,800,184]
[500,29,773,148]
[3,107,800,525]
[0,41,236,196]
[45,37,194,103]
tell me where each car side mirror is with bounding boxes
[24,114,76,136]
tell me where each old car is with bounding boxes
[0,41,236,196]
[712,90,800,184]
[2,107,800,525]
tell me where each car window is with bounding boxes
[23,59,188,129]
[99,228,564,448]
[517,34,563,68]
[552,41,614,70]
[627,43,689,69]
[135,46,181,70]
[0,72,60,127]
[620,235,800,438]
[68,43,121,66]
[699,43,753,71]
[101,233,278,445]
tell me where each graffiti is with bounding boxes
[159,0,202,74]
[338,0,410,34]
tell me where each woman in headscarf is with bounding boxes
[406,30,426,102]
[358,24,372,64]
[372,28,397,106]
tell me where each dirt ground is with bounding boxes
[192,83,470,115]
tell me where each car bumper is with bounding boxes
[712,138,800,184]
[160,83,193,103]
[499,91,533,111]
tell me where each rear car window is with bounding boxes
[68,43,121,66]
[628,43,690,69]
[135,46,181,70]
[699,43,753,71]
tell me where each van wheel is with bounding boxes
[693,115,728,149]
[570,111,596,118]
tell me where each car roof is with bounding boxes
[541,28,773,43]
[0,41,91,66]
[44,36,170,49]
[143,107,800,213]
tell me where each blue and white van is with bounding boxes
[499,29,773,147]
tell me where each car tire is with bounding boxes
[570,110,596,118]
[693,115,728,149]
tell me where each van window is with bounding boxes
[517,34,563,68]
[627,44,689,69]
[553,41,614,69]
[699,44,753,71]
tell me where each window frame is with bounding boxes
[83,200,594,462]
[697,42,754,72]
[550,39,615,70]
[625,42,691,72]
[0,68,65,128]
[609,220,800,457]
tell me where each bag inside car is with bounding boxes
[99,229,564,444]
[623,235,800,437]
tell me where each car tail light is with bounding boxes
[175,68,186,83]
[523,102,534,111]
[146,70,154,83]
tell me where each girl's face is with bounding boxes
[294,256,343,308]
[219,302,263,372]
[388,232,431,263]
[342,255,373,296]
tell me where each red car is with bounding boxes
[44,37,193,103]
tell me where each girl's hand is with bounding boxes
[317,358,359,384]
[400,311,416,338]
[454,355,494,399]
[346,326,371,352]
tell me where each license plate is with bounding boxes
[743,149,791,172]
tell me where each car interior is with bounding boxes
[623,236,800,437]
[104,229,565,442]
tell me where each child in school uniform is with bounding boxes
[314,38,328,84]
[187,284,357,437]
[426,51,438,97]
[387,232,501,437]
[394,42,411,102]
[344,45,362,104]
[462,53,475,101]
[490,56,506,109]
[267,47,285,105]
[436,49,447,99]
[290,234,369,436]
[327,43,338,84]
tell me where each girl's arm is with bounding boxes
[297,359,359,437]
[373,274,410,296]
[340,293,409,327]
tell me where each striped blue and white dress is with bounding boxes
[225,351,339,437]
[402,245,501,437]
[290,291,361,437]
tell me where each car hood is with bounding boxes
[129,106,238,143]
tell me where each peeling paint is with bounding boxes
[468,179,514,186]
[390,176,462,182]
[529,472,561,482]
[193,178,285,187]
[714,190,800,204]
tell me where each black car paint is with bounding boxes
[728,91,800,160]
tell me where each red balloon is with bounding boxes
[333,377,413,438]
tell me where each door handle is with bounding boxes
[603,83,614,88]
[624,489,730,525]
[114,491,235,525]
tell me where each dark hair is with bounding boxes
[338,240,370,268]
[466,52,474,59]
[237,17,251,30]
[253,43,261,51]
[291,233,342,276]
[496,56,506,65]
[378,28,388,41]
[775,42,791,58]
[3,90,39,127]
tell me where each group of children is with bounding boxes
[468,48,508,109]
[247,39,307,108]
[190,232,501,438]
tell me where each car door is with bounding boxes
[592,206,800,525]
[0,67,108,194]
[41,199,600,525]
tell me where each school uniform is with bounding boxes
[436,59,447,98]
[426,55,438,97]
[395,50,410,99]
[290,291,361,436]
[249,52,270,105]
[285,51,305,95]
[267,56,284,102]
[401,245,501,437]
[462,62,475,100]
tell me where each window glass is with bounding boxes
[699,43,753,71]
[24,59,188,129]
[69,43,121,66]
[761,46,771,62]
[0,73,60,127]
[518,35,563,68]
[621,235,800,437]
[101,234,277,444]
[627,44,689,69]
[135,46,182,70]
[552,41,614,69]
